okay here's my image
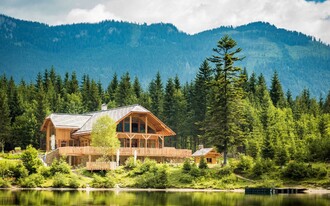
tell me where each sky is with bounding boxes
[0,0,330,44]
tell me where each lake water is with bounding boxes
[0,190,329,206]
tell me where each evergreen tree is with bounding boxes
[70,71,79,94]
[149,72,164,118]
[0,89,11,152]
[133,76,142,99]
[193,60,212,150]
[107,73,118,102]
[115,72,136,106]
[270,71,286,108]
[206,35,245,165]
[323,90,330,113]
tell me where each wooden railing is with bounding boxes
[86,162,116,170]
[58,146,191,158]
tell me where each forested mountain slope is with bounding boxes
[0,14,329,96]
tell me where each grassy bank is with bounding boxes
[1,151,330,190]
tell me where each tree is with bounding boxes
[149,72,164,118]
[270,71,286,108]
[21,145,42,174]
[0,89,11,152]
[115,72,136,106]
[206,35,245,165]
[91,115,120,161]
[193,60,212,149]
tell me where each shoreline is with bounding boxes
[1,187,329,194]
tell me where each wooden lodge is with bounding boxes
[41,104,192,170]
[192,146,221,165]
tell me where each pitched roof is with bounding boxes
[74,104,150,135]
[192,148,215,157]
[43,114,92,129]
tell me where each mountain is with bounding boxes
[1,14,330,96]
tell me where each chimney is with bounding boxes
[101,103,107,111]
[198,144,204,150]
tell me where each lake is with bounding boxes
[0,190,329,206]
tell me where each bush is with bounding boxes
[189,163,200,177]
[68,175,80,188]
[19,173,44,188]
[235,155,254,174]
[132,158,157,175]
[124,157,141,170]
[182,158,192,173]
[0,178,10,188]
[135,165,168,189]
[0,160,28,179]
[219,165,233,177]
[252,158,275,177]
[91,174,115,188]
[199,156,208,169]
[37,166,51,178]
[50,158,71,175]
[21,145,42,174]
[282,162,328,180]
[179,173,193,184]
[52,173,69,188]
[282,161,312,180]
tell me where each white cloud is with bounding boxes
[0,0,329,44]
[65,4,120,24]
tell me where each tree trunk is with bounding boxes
[223,141,228,166]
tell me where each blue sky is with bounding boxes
[0,0,330,44]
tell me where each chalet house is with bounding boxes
[192,146,221,165]
[41,104,192,169]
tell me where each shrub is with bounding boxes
[50,158,71,175]
[179,173,193,184]
[199,156,208,169]
[10,163,28,179]
[182,158,192,173]
[282,161,311,180]
[219,165,233,177]
[252,158,275,177]
[0,178,10,188]
[313,165,328,179]
[21,145,42,174]
[91,174,115,188]
[68,175,80,188]
[52,173,69,188]
[189,163,200,178]
[124,157,141,170]
[0,160,28,179]
[37,166,51,178]
[133,158,157,175]
[19,173,44,188]
[235,155,254,174]
[135,165,168,189]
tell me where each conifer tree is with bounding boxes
[206,35,245,165]
[270,71,286,108]
[193,60,212,149]
[149,72,164,118]
[133,76,142,99]
[0,89,11,152]
[107,73,118,102]
[115,72,136,106]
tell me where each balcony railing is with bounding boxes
[58,146,191,158]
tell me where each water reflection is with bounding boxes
[0,190,329,206]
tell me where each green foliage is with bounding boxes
[50,158,71,175]
[91,174,115,188]
[252,158,275,177]
[0,178,10,188]
[189,163,200,178]
[19,173,44,188]
[37,166,51,178]
[282,161,328,180]
[198,156,208,169]
[235,155,254,174]
[179,173,193,184]
[52,173,69,188]
[91,115,120,160]
[132,158,157,175]
[182,158,192,173]
[124,157,141,170]
[218,165,233,177]
[135,165,168,189]
[21,145,42,174]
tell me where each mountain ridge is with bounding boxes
[0,14,329,96]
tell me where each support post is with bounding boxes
[46,122,50,151]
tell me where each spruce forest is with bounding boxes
[1,35,330,169]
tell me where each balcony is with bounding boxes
[58,146,192,158]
